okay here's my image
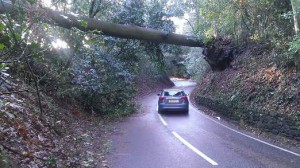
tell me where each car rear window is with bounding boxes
[163,90,186,97]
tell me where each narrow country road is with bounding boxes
[108,80,300,168]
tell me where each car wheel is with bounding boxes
[158,108,163,114]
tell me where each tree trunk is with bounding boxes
[0,1,235,71]
[291,0,300,34]
[0,1,204,47]
[291,0,300,69]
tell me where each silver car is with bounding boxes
[157,89,189,114]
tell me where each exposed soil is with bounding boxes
[202,37,236,71]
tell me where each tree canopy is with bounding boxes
[0,0,195,115]
[1,0,300,115]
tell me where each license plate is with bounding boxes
[168,99,179,103]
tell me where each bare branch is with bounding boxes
[0,89,30,95]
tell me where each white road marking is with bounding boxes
[172,131,218,166]
[190,105,300,157]
[158,114,168,126]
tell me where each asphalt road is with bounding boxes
[108,80,300,168]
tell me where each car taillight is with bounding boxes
[159,97,166,101]
[181,96,188,101]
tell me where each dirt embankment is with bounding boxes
[0,72,173,167]
[135,73,174,96]
[192,44,300,146]
[0,78,114,167]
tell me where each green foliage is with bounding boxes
[187,0,292,44]
[114,0,145,26]
[79,20,88,28]
[0,23,4,31]
[45,156,57,166]
[280,35,300,67]
[0,100,16,120]
[26,0,36,5]
[0,22,10,49]
[0,0,183,118]
[0,150,10,168]
[185,48,210,80]
[58,45,136,114]
[0,44,4,50]
[281,11,294,20]
[203,36,214,45]
[146,0,177,32]
[288,36,300,56]
[0,63,9,75]
[168,61,189,78]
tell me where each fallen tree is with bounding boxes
[0,0,236,71]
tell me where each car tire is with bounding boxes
[185,110,189,114]
[158,108,163,114]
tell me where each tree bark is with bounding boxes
[291,0,300,69]
[291,0,300,34]
[0,1,204,47]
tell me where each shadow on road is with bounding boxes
[160,111,189,117]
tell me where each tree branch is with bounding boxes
[0,89,30,95]
[25,59,43,115]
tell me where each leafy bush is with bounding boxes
[287,36,300,67]
[0,150,10,168]
[59,47,136,115]
[184,48,210,81]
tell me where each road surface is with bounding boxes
[108,80,300,168]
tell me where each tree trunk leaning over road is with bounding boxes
[0,1,204,47]
[0,0,236,71]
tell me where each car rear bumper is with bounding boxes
[158,103,189,112]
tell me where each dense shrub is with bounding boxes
[184,48,210,80]
[58,47,136,115]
